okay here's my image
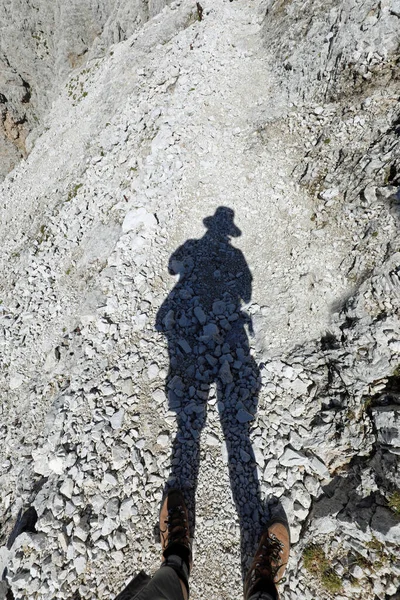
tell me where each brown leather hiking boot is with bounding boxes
[159,489,192,569]
[244,520,290,600]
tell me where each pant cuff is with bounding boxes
[161,554,190,595]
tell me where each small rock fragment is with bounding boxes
[194,306,207,324]
[236,409,254,423]
[280,448,308,467]
[60,479,74,499]
[74,555,87,575]
[110,409,125,430]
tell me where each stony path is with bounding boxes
[157,1,352,357]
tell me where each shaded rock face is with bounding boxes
[262,0,399,102]
[0,0,171,178]
[372,405,400,447]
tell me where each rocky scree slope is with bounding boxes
[0,0,172,178]
[0,0,400,599]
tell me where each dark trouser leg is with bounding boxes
[116,563,186,600]
[135,566,185,600]
[247,578,278,600]
[166,395,207,536]
[248,593,276,600]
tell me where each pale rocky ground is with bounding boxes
[0,0,400,599]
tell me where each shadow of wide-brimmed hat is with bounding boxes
[203,206,242,237]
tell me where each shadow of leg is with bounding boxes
[164,398,207,538]
[219,404,263,579]
[214,323,266,579]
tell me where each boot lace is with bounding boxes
[161,505,190,549]
[252,533,286,584]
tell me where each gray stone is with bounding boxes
[74,524,89,542]
[240,449,251,462]
[203,323,219,338]
[120,499,134,520]
[219,361,233,384]
[58,532,68,553]
[74,555,87,575]
[122,208,157,233]
[178,339,191,353]
[106,497,120,518]
[110,409,125,430]
[308,455,330,479]
[312,516,337,535]
[371,506,400,544]
[221,441,229,464]
[253,446,265,468]
[147,363,159,380]
[205,434,219,446]
[113,530,127,550]
[304,475,321,497]
[236,409,254,423]
[263,459,278,481]
[288,378,309,396]
[372,406,400,447]
[152,389,166,404]
[280,448,308,467]
[212,301,226,315]
[103,472,118,486]
[205,354,218,367]
[60,479,74,499]
[362,185,377,204]
[90,494,106,513]
[10,570,31,590]
[350,565,364,579]
[157,433,169,447]
[72,539,86,554]
[293,483,311,509]
[121,378,134,395]
[111,550,124,565]
[164,310,175,330]
[112,445,129,469]
[102,517,118,536]
[194,306,207,324]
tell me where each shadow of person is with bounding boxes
[156,206,270,576]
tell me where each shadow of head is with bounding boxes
[203,206,242,240]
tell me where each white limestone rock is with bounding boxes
[122,208,157,234]
[372,406,400,447]
[280,448,308,468]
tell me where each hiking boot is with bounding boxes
[244,520,290,600]
[159,489,192,569]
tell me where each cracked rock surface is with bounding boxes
[1,0,400,599]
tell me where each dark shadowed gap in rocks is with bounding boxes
[155,206,286,577]
[289,191,400,563]
[6,506,38,551]
[308,449,400,543]
[1,505,38,596]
